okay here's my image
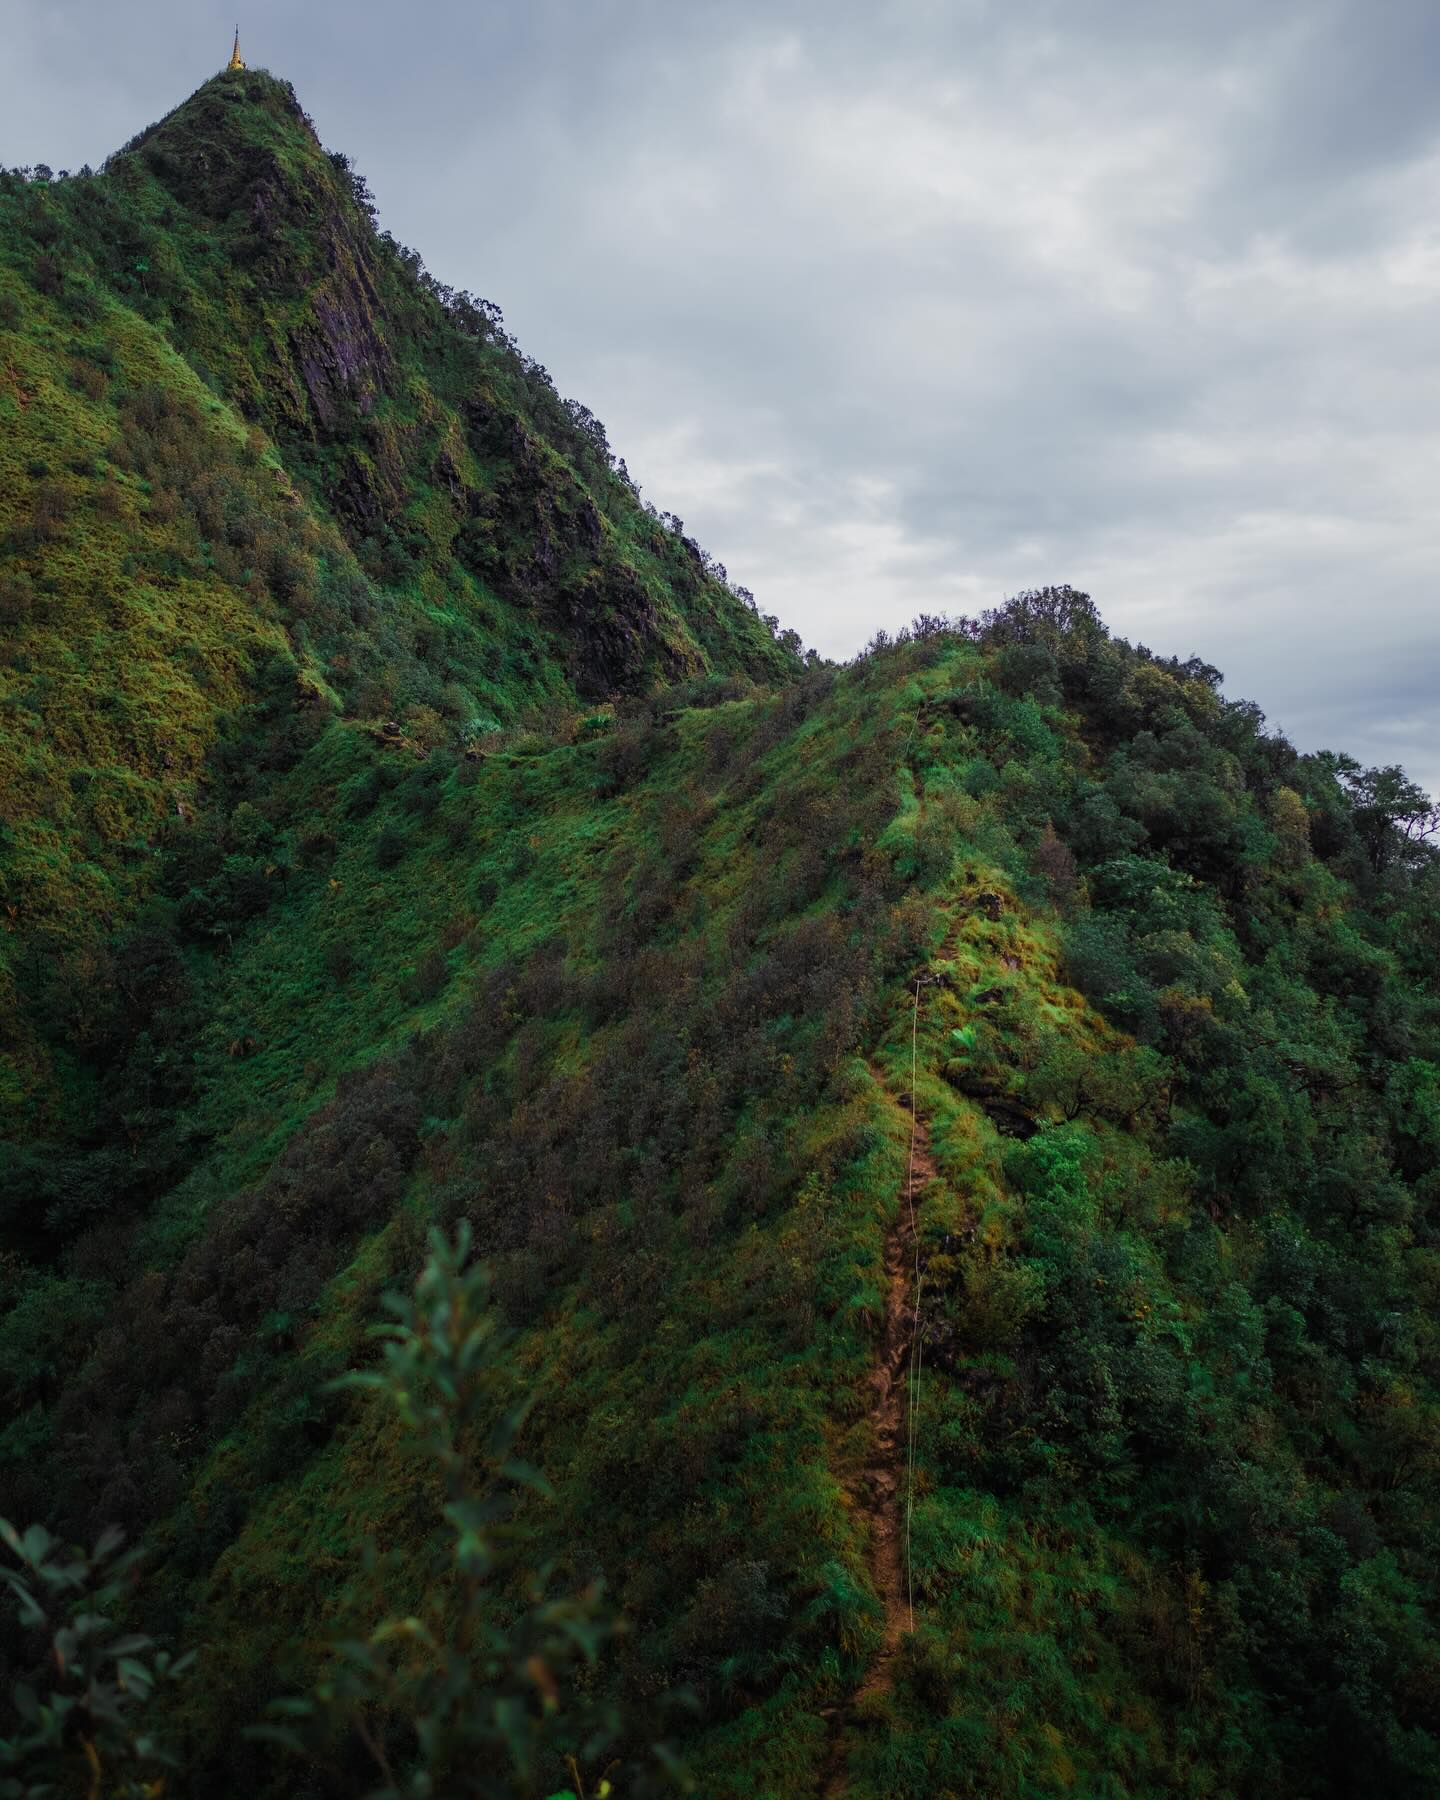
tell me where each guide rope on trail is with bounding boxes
[904,972,938,1633]
[819,970,940,1797]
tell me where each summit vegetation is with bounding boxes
[3,65,1440,1800]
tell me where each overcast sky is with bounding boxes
[4,0,1438,790]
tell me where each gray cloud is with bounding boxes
[4,0,1437,789]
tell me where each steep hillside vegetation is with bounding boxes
[3,65,1440,1800]
[0,67,799,1132]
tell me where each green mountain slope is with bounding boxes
[0,67,800,1128]
[3,67,1440,1800]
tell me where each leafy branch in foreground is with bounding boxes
[0,1519,191,1800]
[260,1224,640,1798]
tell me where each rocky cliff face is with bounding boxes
[96,70,796,706]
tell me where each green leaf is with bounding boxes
[93,1524,126,1562]
[498,1458,552,1498]
[117,1655,155,1692]
[20,1525,52,1565]
[265,1697,317,1719]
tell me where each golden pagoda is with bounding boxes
[227,27,245,71]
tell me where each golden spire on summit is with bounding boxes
[228,26,245,71]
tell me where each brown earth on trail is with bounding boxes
[818,1097,937,1797]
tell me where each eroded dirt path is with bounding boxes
[819,1095,937,1797]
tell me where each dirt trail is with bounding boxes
[819,1096,936,1797]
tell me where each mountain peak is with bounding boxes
[108,66,322,223]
